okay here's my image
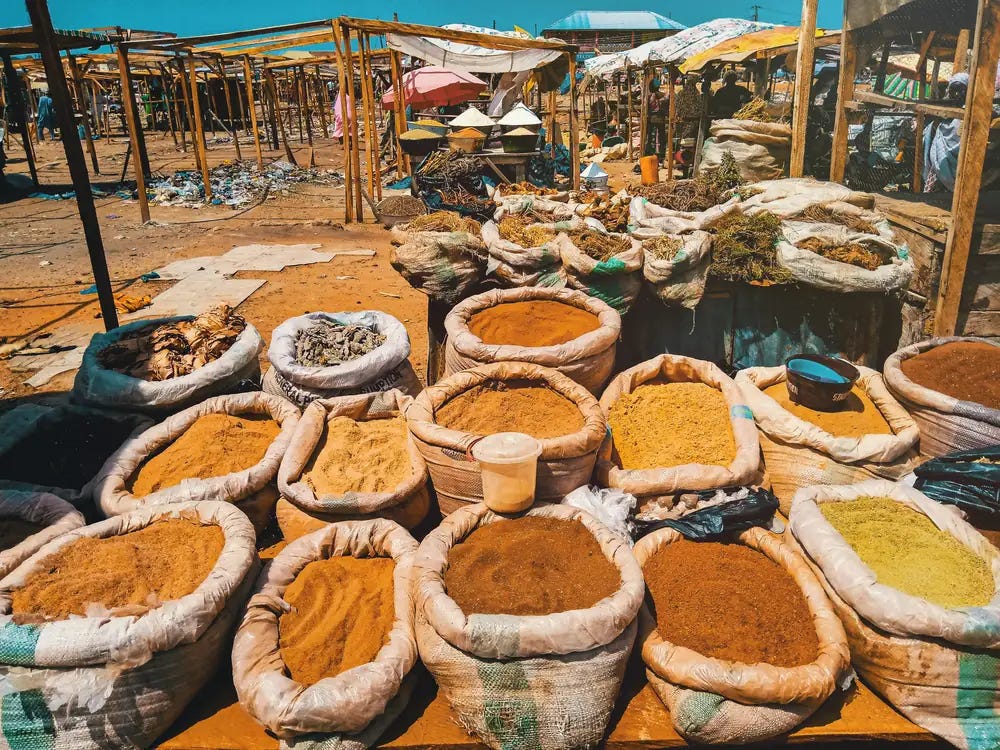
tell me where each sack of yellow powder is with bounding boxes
[0,489,85,579]
[73,314,264,413]
[0,501,257,750]
[390,230,487,306]
[233,519,418,745]
[413,503,644,750]
[276,390,430,537]
[736,365,920,514]
[444,286,621,395]
[480,219,570,288]
[597,354,761,513]
[636,229,712,309]
[788,480,1000,747]
[406,362,607,515]
[96,392,300,528]
[634,526,850,744]
[550,231,643,315]
[884,336,1000,457]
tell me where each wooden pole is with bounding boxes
[217,55,242,160]
[315,66,329,137]
[666,67,677,181]
[116,46,150,222]
[66,53,100,174]
[331,21,354,223]
[568,52,580,190]
[176,56,199,169]
[692,71,711,174]
[790,0,818,177]
[934,1,1000,336]
[343,25,364,220]
[639,66,650,157]
[829,20,856,183]
[954,28,971,73]
[300,66,313,149]
[291,70,304,143]
[264,67,297,165]
[188,52,213,201]
[389,49,408,179]
[913,38,929,193]
[243,55,264,167]
[626,65,634,160]
[233,59,247,136]
[159,64,179,149]
[366,36,383,200]
[358,35,378,201]
[547,90,558,157]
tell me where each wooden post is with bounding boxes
[361,35,382,200]
[27,0,118,329]
[343,25,364,220]
[315,66,329,137]
[233,59,247,136]
[934,1,1000,336]
[176,56,200,169]
[639,66,650,157]
[243,56,264,167]
[955,28,971,73]
[626,65,634,160]
[790,0,818,177]
[829,16,856,183]
[116,46,150,223]
[568,52,580,190]
[264,67,297,165]
[158,63,179,149]
[217,55,242,160]
[299,67,314,149]
[331,21,355,223]
[188,53,213,201]
[692,71,711,174]
[66,53,100,174]
[356,39,374,201]
[389,48,408,178]
[913,39,929,193]
[666,67,677,181]
[547,90,558,157]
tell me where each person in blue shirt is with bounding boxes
[36,91,56,140]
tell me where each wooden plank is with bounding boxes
[935,0,1000,336]
[626,66,634,161]
[122,20,330,51]
[569,52,580,191]
[388,49,408,179]
[117,45,150,223]
[339,16,571,52]
[854,89,966,119]
[666,68,676,181]
[955,28,971,73]
[331,20,354,223]
[216,55,242,160]
[790,0,818,177]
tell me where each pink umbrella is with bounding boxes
[381,66,487,109]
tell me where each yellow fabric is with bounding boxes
[680,27,840,73]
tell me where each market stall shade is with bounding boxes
[381,65,487,109]
[679,26,842,73]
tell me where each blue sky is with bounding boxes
[3,1,844,38]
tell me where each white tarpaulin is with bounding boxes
[386,24,563,73]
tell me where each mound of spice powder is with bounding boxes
[0,520,45,551]
[644,539,820,666]
[130,413,281,496]
[445,516,620,615]
[467,300,600,347]
[435,379,584,439]
[11,519,224,620]
[820,496,995,608]
[608,382,736,470]
[763,382,892,438]
[900,341,1000,411]
[279,556,396,685]
[305,416,412,495]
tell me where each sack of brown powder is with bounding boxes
[0,489,85,579]
[232,519,418,747]
[413,503,644,750]
[277,390,430,536]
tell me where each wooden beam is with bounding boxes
[569,52,580,191]
[243,55,263,166]
[66,53,99,174]
[217,31,335,59]
[314,66,328,137]
[626,66,634,161]
[175,56,198,166]
[666,68,677,181]
[954,28,971,74]
[639,67,650,160]
[388,48,408,179]
[117,46,150,222]
[188,52,213,201]
[342,24,363,221]
[216,55,242,160]
[790,0,818,177]
[331,21,354,223]
[123,20,331,50]
[854,89,966,119]
[339,16,571,52]
[264,66,296,164]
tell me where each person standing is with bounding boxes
[644,79,668,160]
[36,90,56,140]
[711,71,752,119]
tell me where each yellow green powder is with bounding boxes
[820,496,995,609]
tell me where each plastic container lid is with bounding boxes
[471,432,542,464]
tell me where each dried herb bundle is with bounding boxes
[634,154,745,212]
[709,212,790,285]
[799,237,892,271]
[732,97,776,123]
[497,215,557,247]
[567,229,631,262]
[643,236,683,261]
[798,205,880,235]
[407,211,482,236]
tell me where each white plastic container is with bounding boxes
[471,432,542,513]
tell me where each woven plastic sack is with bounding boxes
[788,481,1000,748]
[551,231,643,314]
[493,194,579,220]
[633,526,851,745]
[277,390,429,521]
[390,231,487,306]
[275,492,430,541]
[740,178,876,218]
[636,230,712,309]
[701,119,791,183]
[736,366,921,514]
[413,503,644,750]
[72,316,264,413]
[629,194,741,235]
[0,490,85,579]
[776,221,913,294]
[480,220,569,288]
[264,311,419,407]
[95,392,300,519]
[232,519,418,746]
[597,355,761,506]
[0,405,152,506]
[444,287,621,394]
[0,501,257,750]
[884,337,1000,457]
[406,362,607,514]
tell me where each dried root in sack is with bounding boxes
[390,231,487,306]
[709,212,790,286]
[403,211,482,236]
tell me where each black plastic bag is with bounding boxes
[633,486,779,542]
[914,446,1000,518]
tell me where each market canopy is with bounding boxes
[679,26,841,73]
[386,23,565,73]
[381,65,487,108]
[544,11,685,32]
[845,0,976,33]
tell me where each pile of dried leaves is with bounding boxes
[709,212,791,285]
[643,236,683,261]
[799,237,892,271]
[797,205,880,235]
[406,211,482,236]
[567,229,631,262]
[582,197,630,233]
[732,97,776,123]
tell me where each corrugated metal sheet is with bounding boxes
[544,11,685,32]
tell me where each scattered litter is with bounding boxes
[378,292,402,299]
[152,243,333,280]
[39,260,51,267]
[114,293,152,314]
[140,271,161,282]
[335,276,357,280]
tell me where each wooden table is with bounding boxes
[477,148,541,183]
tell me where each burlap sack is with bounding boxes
[597,355,761,506]
[413,503,644,750]
[275,493,430,541]
[633,526,850,745]
[72,316,264,413]
[736,366,921,514]
[0,405,152,506]
[444,287,621,395]
[479,220,568,288]
[232,519,418,746]
[390,231,487,306]
[95,392,300,521]
[884,337,1000,457]
[788,481,1000,748]
[741,178,875,218]
[277,390,429,524]
[0,501,257,750]
[551,232,643,314]
[407,363,607,514]
[635,230,712,309]
[0,490,85,579]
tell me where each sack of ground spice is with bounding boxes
[479,218,570,288]
[0,404,152,506]
[96,392,299,529]
[277,389,430,533]
[884,337,1000,457]
[0,501,257,750]
[736,365,921,514]
[635,230,712,309]
[73,311,264,413]
[407,362,607,514]
[788,480,1000,747]
[550,230,643,314]
[413,503,644,750]
[0,490,85,579]
[390,230,487,306]
[634,526,850,744]
[264,310,420,407]
[232,519,418,746]
[598,355,761,513]
[444,286,621,394]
